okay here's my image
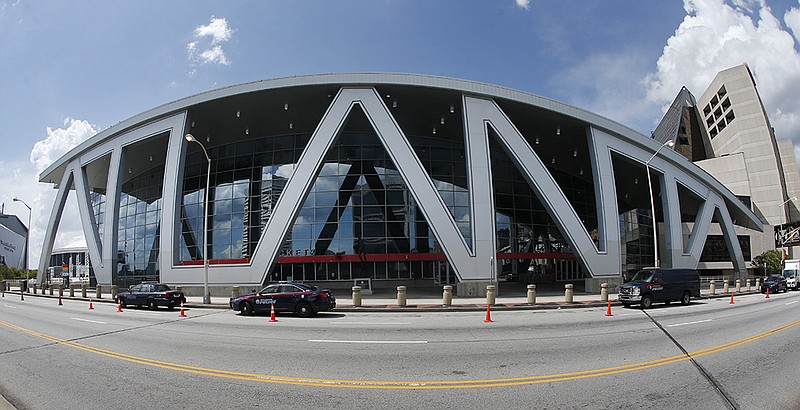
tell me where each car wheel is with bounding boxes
[681,291,691,306]
[295,302,315,318]
[241,302,255,316]
[118,297,127,308]
[147,299,157,310]
[641,295,652,309]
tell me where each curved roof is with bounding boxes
[38,72,762,230]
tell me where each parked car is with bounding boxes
[760,275,787,294]
[618,268,700,309]
[230,282,336,318]
[116,283,186,310]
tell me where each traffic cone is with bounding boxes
[179,302,186,317]
[729,291,735,304]
[269,303,278,322]
[605,300,613,316]
[484,304,493,323]
[765,287,770,299]
[117,300,123,312]
[20,291,24,301]
[58,295,63,306]
[89,298,94,310]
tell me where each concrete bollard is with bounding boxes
[600,283,609,302]
[723,281,729,294]
[231,286,240,299]
[746,279,751,291]
[486,285,496,306]
[565,283,574,303]
[352,286,362,307]
[70,285,75,297]
[49,284,54,296]
[81,284,87,298]
[96,285,102,299]
[755,278,760,289]
[735,279,741,293]
[32,284,37,294]
[527,284,537,305]
[710,280,716,295]
[111,285,118,299]
[58,284,64,298]
[396,286,407,307]
[442,285,453,306]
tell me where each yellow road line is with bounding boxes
[1,319,797,389]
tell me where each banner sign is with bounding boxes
[0,223,25,269]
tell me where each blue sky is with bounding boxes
[1,0,800,266]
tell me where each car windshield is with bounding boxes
[783,270,796,278]
[766,276,780,283]
[153,284,171,292]
[629,270,654,283]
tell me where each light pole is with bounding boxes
[185,134,212,304]
[12,197,31,287]
[779,196,797,262]
[645,139,674,268]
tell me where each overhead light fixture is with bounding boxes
[556,126,561,136]
[236,110,240,118]
[284,103,289,111]
[551,157,556,164]
[128,168,132,174]
[535,137,539,145]
[450,104,455,114]
[432,127,437,135]
[579,169,584,175]
[245,128,249,135]
[289,122,293,130]
[191,121,195,127]
[440,116,445,125]
[573,149,577,157]
[149,155,153,162]
[392,101,397,108]
[206,136,211,143]
[386,94,391,99]
[634,178,638,185]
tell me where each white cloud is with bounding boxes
[187,17,234,67]
[515,0,531,10]
[2,118,98,268]
[644,0,800,147]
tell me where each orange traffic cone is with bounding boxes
[58,295,63,306]
[89,298,94,310]
[179,302,186,317]
[269,303,278,322]
[117,300,123,312]
[765,287,770,299]
[484,304,493,323]
[20,291,24,301]
[605,300,613,316]
[729,291,735,304]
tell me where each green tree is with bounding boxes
[752,249,783,276]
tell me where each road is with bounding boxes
[1,290,798,409]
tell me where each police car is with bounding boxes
[230,282,336,317]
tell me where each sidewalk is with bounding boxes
[3,285,760,313]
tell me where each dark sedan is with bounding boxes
[230,282,335,318]
[117,283,186,310]
[761,275,787,294]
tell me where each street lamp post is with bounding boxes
[645,140,675,268]
[185,134,212,304]
[12,197,31,288]
[779,196,797,262]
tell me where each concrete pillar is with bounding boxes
[527,284,536,305]
[81,284,87,298]
[352,286,362,307]
[442,285,453,306]
[600,283,609,302]
[486,285,496,306]
[723,281,729,294]
[58,284,64,297]
[565,283,574,303]
[231,286,240,299]
[111,285,118,299]
[746,279,751,291]
[96,285,102,299]
[709,281,716,295]
[735,279,741,293]
[396,286,407,307]
[69,285,75,297]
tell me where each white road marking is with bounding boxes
[309,339,428,344]
[71,318,107,324]
[667,319,712,327]
[3,305,16,309]
[785,301,798,305]
[328,322,410,326]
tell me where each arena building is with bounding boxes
[36,73,763,296]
